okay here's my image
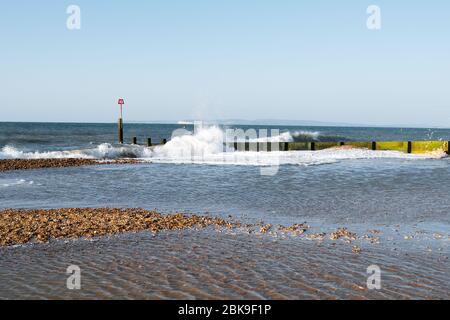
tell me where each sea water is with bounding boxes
[0,122,449,299]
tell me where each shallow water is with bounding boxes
[0,229,448,300]
[2,159,450,227]
[0,123,449,299]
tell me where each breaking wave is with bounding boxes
[0,143,153,160]
[1,127,446,167]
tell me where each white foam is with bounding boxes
[1,127,446,167]
[152,126,226,158]
[149,148,444,167]
[0,178,34,188]
[0,143,152,160]
[148,126,445,166]
[82,143,153,159]
[0,145,93,159]
[290,130,320,141]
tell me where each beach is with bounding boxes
[0,122,449,299]
[1,222,448,299]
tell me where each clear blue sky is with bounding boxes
[1,0,449,126]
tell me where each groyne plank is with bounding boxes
[410,141,448,154]
[227,140,447,154]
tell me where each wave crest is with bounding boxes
[0,143,152,160]
[1,127,445,167]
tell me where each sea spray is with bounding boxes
[1,127,445,166]
[153,126,226,159]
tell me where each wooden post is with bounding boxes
[132,137,137,145]
[371,141,376,151]
[117,99,125,144]
[407,141,412,154]
[147,138,152,147]
[284,142,289,151]
[118,118,123,144]
[310,142,316,151]
[162,139,167,145]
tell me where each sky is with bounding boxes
[0,0,449,126]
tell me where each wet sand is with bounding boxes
[0,208,448,299]
[0,229,448,299]
[0,158,139,172]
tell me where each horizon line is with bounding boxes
[1,120,450,130]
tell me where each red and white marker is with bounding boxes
[118,98,125,118]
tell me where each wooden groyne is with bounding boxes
[228,141,449,154]
[135,138,448,154]
[113,100,446,155]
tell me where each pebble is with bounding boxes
[0,208,238,246]
[0,158,139,172]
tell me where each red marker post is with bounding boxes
[118,98,125,144]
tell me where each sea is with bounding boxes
[0,122,449,299]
